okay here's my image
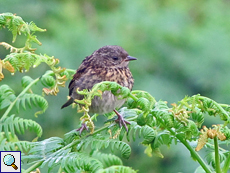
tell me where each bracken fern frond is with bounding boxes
[0,114,42,140]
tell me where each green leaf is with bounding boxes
[0,115,42,140]
[29,21,46,32]
[29,137,64,156]
[0,140,32,152]
[96,165,137,173]
[91,151,123,168]
[152,130,172,148]
[0,84,16,109]
[21,76,34,89]
[125,122,156,144]
[80,136,131,159]
[0,13,45,43]
[41,75,56,87]
[16,93,48,116]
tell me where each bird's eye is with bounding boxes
[112,56,119,60]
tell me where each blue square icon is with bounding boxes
[0,151,21,173]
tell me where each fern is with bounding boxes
[0,114,42,140]
[129,122,155,144]
[152,130,173,149]
[2,13,230,173]
[4,53,47,73]
[40,73,56,87]
[37,149,127,172]
[78,135,131,159]
[60,152,103,173]
[190,109,204,128]
[116,122,156,145]
[28,137,64,156]
[205,151,226,169]
[0,13,45,43]
[25,137,104,172]
[0,140,33,153]
[40,148,72,169]
[21,76,34,89]
[15,93,48,116]
[91,151,123,168]
[96,165,137,173]
[0,84,16,109]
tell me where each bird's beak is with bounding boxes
[125,56,137,61]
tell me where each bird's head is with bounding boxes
[90,45,137,68]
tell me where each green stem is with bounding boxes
[57,166,63,173]
[1,77,40,121]
[176,133,212,173]
[91,114,99,121]
[129,93,139,101]
[222,151,230,173]
[158,115,212,173]
[214,136,221,173]
[23,161,43,173]
[219,103,230,108]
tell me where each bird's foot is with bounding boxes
[114,109,130,132]
[76,123,89,136]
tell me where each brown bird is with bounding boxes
[61,45,137,133]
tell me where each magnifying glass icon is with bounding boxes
[3,154,18,170]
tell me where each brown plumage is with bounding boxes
[61,45,136,132]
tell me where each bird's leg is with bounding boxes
[76,123,89,136]
[113,109,130,132]
[77,109,95,135]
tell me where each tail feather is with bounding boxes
[61,98,74,109]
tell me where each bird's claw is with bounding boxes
[114,110,130,132]
[76,123,89,136]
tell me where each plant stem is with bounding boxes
[1,77,40,121]
[160,117,212,173]
[222,151,230,173]
[176,134,212,173]
[214,136,221,173]
[57,166,63,173]
[129,93,138,101]
[23,161,43,173]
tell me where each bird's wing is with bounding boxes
[68,55,94,95]
[68,67,104,97]
[68,67,86,96]
[62,66,102,109]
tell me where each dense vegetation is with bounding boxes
[1,1,230,172]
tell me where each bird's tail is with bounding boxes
[61,97,74,109]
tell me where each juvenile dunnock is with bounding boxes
[61,45,136,132]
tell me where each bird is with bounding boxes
[61,45,137,133]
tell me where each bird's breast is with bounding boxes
[89,91,126,114]
[71,67,134,114]
[103,67,134,90]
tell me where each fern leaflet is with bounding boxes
[0,140,33,153]
[91,151,123,168]
[118,122,156,144]
[16,93,48,116]
[78,136,131,159]
[0,114,42,140]
[96,165,137,173]
[0,84,16,109]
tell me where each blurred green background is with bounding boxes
[1,0,230,172]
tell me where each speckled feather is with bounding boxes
[62,45,136,114]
